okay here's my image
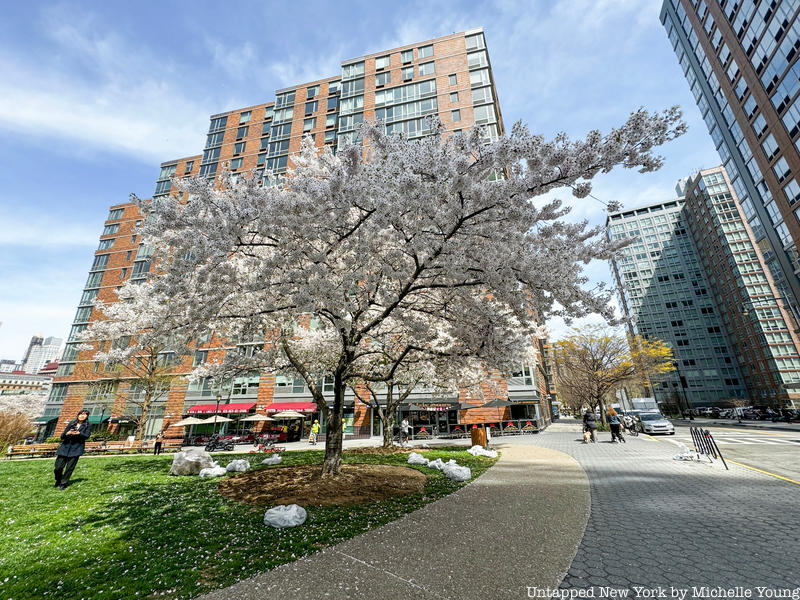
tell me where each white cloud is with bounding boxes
[0,10,211,164]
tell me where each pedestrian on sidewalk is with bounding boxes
[582,410,597,443]
[607,408,625,443]
[53,409,92,490]
[309,420,320,445]
[401,417,410,444]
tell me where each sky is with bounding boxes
[0,0,722,360]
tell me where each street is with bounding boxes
[670,422,800,483]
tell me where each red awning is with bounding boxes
[187,402,256,414]
[263,402,318,413]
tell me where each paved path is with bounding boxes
[523,421,800,591]
[196,444,590,600]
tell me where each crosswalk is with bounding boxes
[671,431,800,445]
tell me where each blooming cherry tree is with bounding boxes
[133,111,685,475]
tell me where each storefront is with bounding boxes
[399,400,461,438]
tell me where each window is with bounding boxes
[449,73,457,85]
[328,80,340,94]
[275,91,295,108]
[465,33,485,51]
[234,141,246,155]
[773,157,791,182]
[375,55,390,70]
[208,116,227,132]
[202,147,221,163]
[236,126,249,140]
[230,157,243,170]
[98,239,113,250]
[341,61,364,79]
[199,162,217,177]
[474,104,496,124]
[305,100,318,115]
[257,153,266,166]
[239,111,251,124]
[785,179,800,205]
[402,66,414,80]
[184,160,194,174]
[401,49,413,63]
[306,85,319,99]
[102,224,119,236]
[158,164,176,180]
[260,137,269,151]
[418,44,433,59]
[752,113,767,137]
[341,78,364,97]
[761,134,778,160]
[120,267,127,280]
[451,109,461,122]
[273,107,293,123]
[326,114,337,128]
[303,117,316,132]
[193,350,208,367]
[419,61,435,76]
[470,68,490,87]
[468,50,488,69]
[327,96,338,111]
[263,106,273,120]
[268,139,290,156]
[450,92,459,102]
[206,131,224,148]
[107,208,124,220]
[375,72,390,87]
[472,86,492,104]
[324,130,336,143]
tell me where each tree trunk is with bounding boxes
[321,374,345,476]
[135,386,153,441]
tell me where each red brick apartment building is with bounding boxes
[40,29,553,442]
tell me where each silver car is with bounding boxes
[637,412,675,435]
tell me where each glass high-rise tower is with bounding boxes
[660,1,800,322]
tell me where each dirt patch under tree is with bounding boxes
[218,463,428,506]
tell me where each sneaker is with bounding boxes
[58,484,68,490]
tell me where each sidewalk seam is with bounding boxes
[334,550,451,599]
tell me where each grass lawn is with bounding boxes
[0,447,496,600]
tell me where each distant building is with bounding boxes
[608,196,748,407]
[0,359,20,373]
[22,336,62,374]
[608,165,800,408]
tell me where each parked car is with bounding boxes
[636,412,675,435]
[742,409,761,420]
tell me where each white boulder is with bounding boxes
[199,465,227,478]
[407,452,429,466]
[467,445,498,458]
[442,462,472,482]
[264,504,307,528]
[261,455,282,465]
[226,459,251,473]
[169,448,216,476]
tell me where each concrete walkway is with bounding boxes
[197,443,590,600]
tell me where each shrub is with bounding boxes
[89,430,121,442]
[45,436,62,444]
[0,411,36,452]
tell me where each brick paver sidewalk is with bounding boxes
[525,425,799,591]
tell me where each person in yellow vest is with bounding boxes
[309,420,320,445]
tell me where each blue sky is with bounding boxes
[0,0,720,360]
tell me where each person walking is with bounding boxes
[401,417,410,444]
[153,431,164,455]
[309,420,320,445]
[53,409,92,490]
[607,407,625,443]
[582,410,598,443]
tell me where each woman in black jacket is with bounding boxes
[582,410,598,444]
[54,409,92,490]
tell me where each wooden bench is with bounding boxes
[84,441,107,454]
[6,443,58,459]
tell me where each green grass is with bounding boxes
[0,447,496,600]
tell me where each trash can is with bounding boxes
[470,427,487,448]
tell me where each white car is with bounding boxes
[637,412,675,435]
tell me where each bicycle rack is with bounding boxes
[689,427,728,470]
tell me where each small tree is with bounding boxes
[79,282,191,440]
[554,326,675,424]
[130,110,685,476]
[0,393,46,451]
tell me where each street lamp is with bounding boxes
[213,392,222,435]
[672,359,692,420]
